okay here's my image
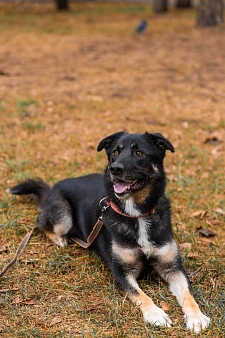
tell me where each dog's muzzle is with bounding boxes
[109,163,146,195]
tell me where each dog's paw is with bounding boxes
[52,236,68,247]
[142,305,172,327]
[185,313,210,333]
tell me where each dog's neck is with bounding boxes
[103,196,155,218]
[124,198,142,217]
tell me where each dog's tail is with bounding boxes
[6,179,50,210]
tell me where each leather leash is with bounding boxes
[70,198,110,249]
[70,217,103,249]
[0,197,155,278]
[0,226,36,278]
[0,199,108,278]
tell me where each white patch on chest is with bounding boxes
[137,218,154,257]
[124,198,154,257]
[124,197,141,217]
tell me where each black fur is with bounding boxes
[7,131,210,331]
[8,179,50,210]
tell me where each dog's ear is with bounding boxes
[97,132,126,152]
[146,132,175,156]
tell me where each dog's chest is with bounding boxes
[137,218,154,257]
[125,199,154,257]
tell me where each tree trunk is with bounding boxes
[197,0,224,26]
[55,0,69,11]
[176,0,191,8]
[153,0,168,13]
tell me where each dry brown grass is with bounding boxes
[0,2,224,337]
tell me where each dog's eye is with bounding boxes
[113,150,119,156]
[136,150,143,156]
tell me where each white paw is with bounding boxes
[52,236,68,247]
[185,313,210,333]
[143,305,172,327]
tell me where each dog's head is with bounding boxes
[97,132,174,200]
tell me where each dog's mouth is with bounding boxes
[112,178,145,195]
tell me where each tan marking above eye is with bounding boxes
[113,150,119,156]
[131,143,137,149]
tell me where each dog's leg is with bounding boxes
[43,228,68,247]
[37,211,72,248]
[111,243,172,327]
[154,241,210,333]
[169,275,210,333]
[127,275,172,327]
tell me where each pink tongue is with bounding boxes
[114,182,130,194]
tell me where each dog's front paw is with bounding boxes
[185,313,210,333]
[142,305,172,327]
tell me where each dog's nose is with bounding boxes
[110,163,124,176]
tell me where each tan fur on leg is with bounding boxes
[169,273,210,333]
[127,275,172,327]
[44,230,68,247]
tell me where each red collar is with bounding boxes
[100,197,155,218]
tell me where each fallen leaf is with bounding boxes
[21,298,37,305]
[191,210,208,218]
[177,222,187,230]
[206,219,223,226]
[87,302,103,312]
[209,277,217,291]
[201,172,209,179]
[0,287,19,293]
[211,145,223,155]
[206,220,213,226]
[182,121,189,129]
[57,295,65,301]
[35,321,48,329]
[167,174,177,182]
[50,316,62,326]
[198,238,218,246]
[179,242,192,250]
[102,110,111,117]
[204,132,223,145]
[215,208,225,215]
[0,247,8,254]
[87,95,103,102]
[161,302,170,311]
[12,297,36,305]
[210,220,223,225]
[197,227,216,237]
[12,296,21,304]
[185,169,196,176]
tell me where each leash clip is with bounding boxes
[99,197,110,212]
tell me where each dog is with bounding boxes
[7,131,210,333]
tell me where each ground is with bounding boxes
[0,2,224,337]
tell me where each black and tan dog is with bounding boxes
[7,132,210,333]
